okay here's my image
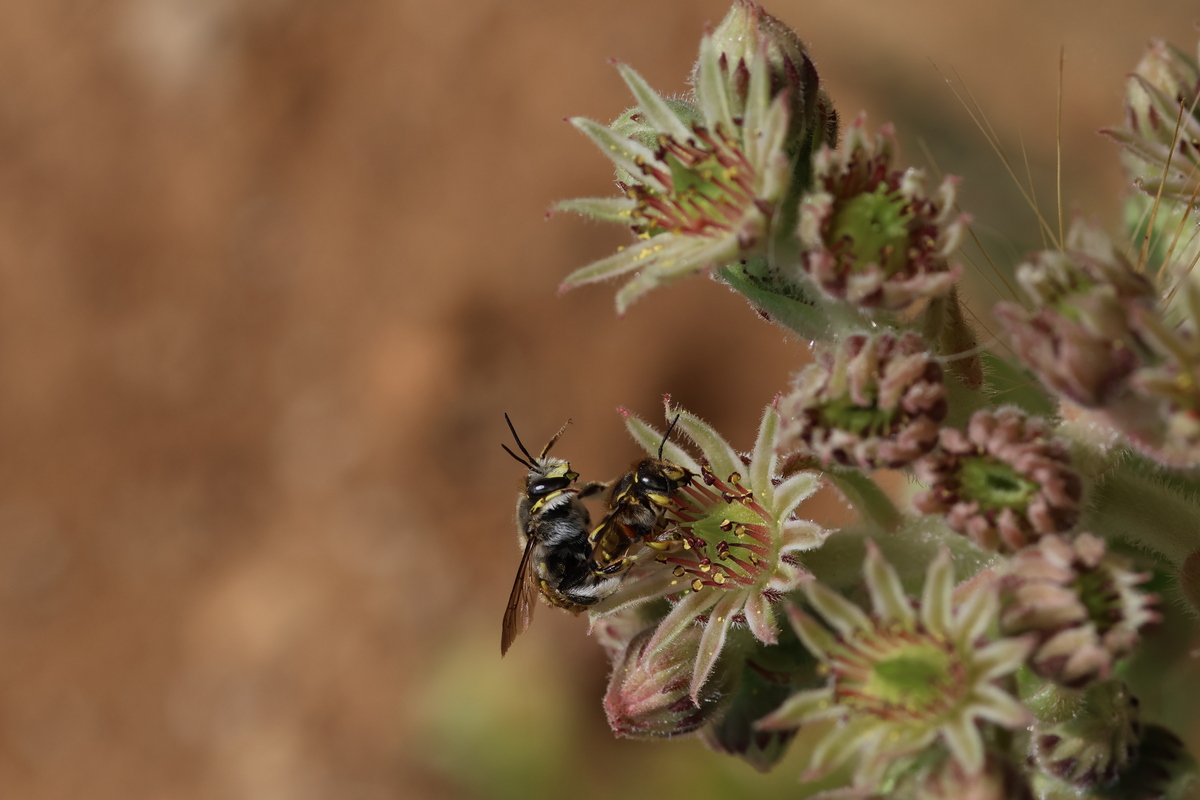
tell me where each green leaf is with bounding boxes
[718,261,828,339]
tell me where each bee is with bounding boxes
[589,415,694,573]
[500,414,611,656]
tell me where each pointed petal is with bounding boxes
[806,717,877,779]
[673,409,742,485]
[773,471,822,521]
[940,713,985,775]
[955,578,999,646]
[785,602,837,660]
[569,116,667,192]
[920,549,954,636]
[864,541,915,627]
[613,233,741,313]
[615,63,693,144]
[755,687,837,730]
[779,519,828,552]
[972,637,1035,680]
[690,590,743,700]
[744,591,778,645]
[694,35,735,136]
[967,685,1033,729]
[756,95,792,200]
[804,578,872,637]
[741,47,771,168]
[749,405,780,510]
[552,196,637,223]
[644,588,721,657]
[560,235,688,288]
[587,566,681,617]
[622,411,702,474]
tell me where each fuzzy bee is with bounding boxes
[588,415,694,573]
[500,414,613,656]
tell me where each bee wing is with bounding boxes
[501,535,540,656]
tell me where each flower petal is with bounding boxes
[744,591,778,645]
[773,471,822,522]
[741,45,771,168]
[672,408,743,484]
[613,233,741,313]
[690,590,743,700]
[560,234,692,289]
[569,116,667,192]
[966,684,1033,729]
[552,196,637,223]
[693,34,735,136]
[643,588,721,658]
[940,713,985,775]
[622,411,702,474]
[805,716,878,780]
[755,687,837,730]
[803,577,872,637]
[864,540,915,627]
[785,602,837,660]
[587,566,682,618]
[920,548,954,636]
[615,62,693,144]
[779,519,828,552]
[749,404,780,510]
[972,637,1035,681]
[955,578,999,646]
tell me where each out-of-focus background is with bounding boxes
[1,1,1199,798]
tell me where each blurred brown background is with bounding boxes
[1,1,1198,798]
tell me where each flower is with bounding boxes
[1026,680,1142,789]
[702,0,838,149]
[913,408,1083,553]
[590,397,827,703]
[1000,534,1160,687]
[756,543,1033,790]
[993,218,1155,409]
[894,753,1035,800]
[1121,280,1200,466]
[795,114,967,310]
[1103,38,1200,201]
[556,12,830,313]
[778,331,947,469]
[604,623,734,738]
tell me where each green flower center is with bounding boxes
[817,395,898,436]
[958,456,1038,511]
[866,644,952,708]
[829,184,913,276]
[1072,568,1121,635]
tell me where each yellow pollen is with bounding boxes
[617,245,625,251]
[699,563,711,573]
[673,566,686,577]
[692,579,704,591]
[713,572,726,584]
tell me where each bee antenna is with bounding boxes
[501,443,534,469]
[504,413,537,463]
[659,414,682,459]
[540,419,572,458]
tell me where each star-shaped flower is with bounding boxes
[592,396,827,704]
[757,543,1034,792]
[557,14,828,313]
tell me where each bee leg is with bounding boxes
[593,558,630,576]
[577,481,608,499]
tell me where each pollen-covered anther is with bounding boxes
[794,114,966,311]
[779,331,947,470]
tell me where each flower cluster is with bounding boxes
[511,5,1200,796]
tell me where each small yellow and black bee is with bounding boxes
[588,415,694,573]
[500,414,611,656]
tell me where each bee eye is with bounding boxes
[529,476,571,499]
